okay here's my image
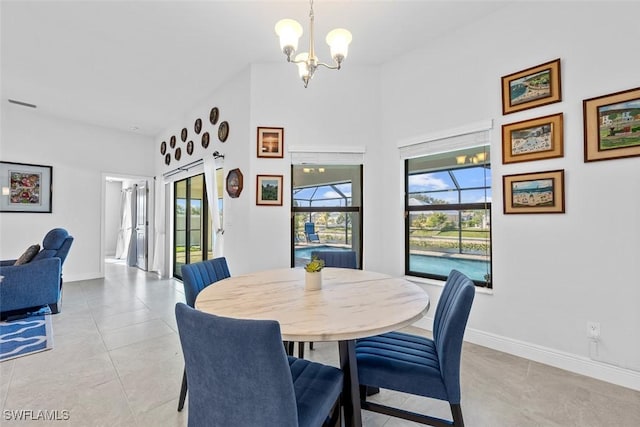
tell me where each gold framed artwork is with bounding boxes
[503,169,565,214]
[256,174,283,206]
[583,86,640,162]
[502,113,563,164]
[501,59,562,115]
[257,127,284,158]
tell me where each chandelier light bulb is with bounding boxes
[326,28,352,64]
[275,19,303,60]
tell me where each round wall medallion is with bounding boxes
[209,107,219,125]
[175,147,182,161]
[186,140,194,155]
[170,136,176,148]
[218,121,229,142]
[226,168,243,198]
[194,118,202,134]
[160,141,167,155]
[165,153,171,165]
[181,128,188,142]
[201,132,210,148]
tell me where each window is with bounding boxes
[405,146,492,287]
[291,165,363,268]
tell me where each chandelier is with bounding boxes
[275,0,352,88]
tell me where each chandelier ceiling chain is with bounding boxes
[275,0,352,88]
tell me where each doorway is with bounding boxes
[103,175,152,275]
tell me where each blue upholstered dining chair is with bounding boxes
[177,256,231,412]
[175,303,343,427]
[356,269,475,427]
[310,250,357,269]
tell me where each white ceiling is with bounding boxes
[1,0,507,136]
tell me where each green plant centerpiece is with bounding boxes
[304,256,325,273]
[304,256,324,290]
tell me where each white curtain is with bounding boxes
[151,178,166,276]
[203,156,224,256]
[115,188,132,259]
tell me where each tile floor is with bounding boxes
[1,261,639,426]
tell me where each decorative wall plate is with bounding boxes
[209,107,219,125]
[194,118,202,134]
[181,128,188,142]
[226,168,243,198]
[160,141,167,155]
[165,153,171,165]
[187,140,194,155]
[202,132,210,148]
[170,136,176,148]
[218,121,229,142]
[175,147,182,161]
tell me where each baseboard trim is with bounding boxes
[65,272,103,282]
[412,318,640,392]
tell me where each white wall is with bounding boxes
[104,180,122,256]
[153,68,253,275]
[247,62,380,272]
[0,105,155,280]
[376,2,640,386]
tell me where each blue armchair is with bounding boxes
[0,228,73,317]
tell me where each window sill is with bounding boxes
[404,275,494,295]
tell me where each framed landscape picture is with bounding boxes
[583,87,640,162]
[503,169,565,214]
[256,174,283,206]
[502,113,563,164]
[0,161,53,213]
[257,127,284,158]
[501,59,562,115]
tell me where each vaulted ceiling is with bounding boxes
[1,1,506,136]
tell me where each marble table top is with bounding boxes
[195,267,430,342]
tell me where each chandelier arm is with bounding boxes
[316,62,341,70]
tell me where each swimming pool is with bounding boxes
[409,254,489,282]
[295,245,352,260]
[295,247,489,282]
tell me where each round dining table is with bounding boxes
[195,267,430,427]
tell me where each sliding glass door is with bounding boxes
[173,170,223,280]
[174,175,208,279]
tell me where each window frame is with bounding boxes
[404,157,492,288]
[290,164,364,269]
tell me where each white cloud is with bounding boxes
[408,174,448,190]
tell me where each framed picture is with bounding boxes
[256,174,283,206]
[502,113,564,164]
[226,168,243,198]
[503,169,564,214]
[0,161,53,213]
[501,59,562,115]
[257,127,284,158]
[583,86,640,162]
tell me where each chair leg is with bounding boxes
[310,341,314,350]
[177,368,187,411]
[450,403,464,427]
[298,342,305,358]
